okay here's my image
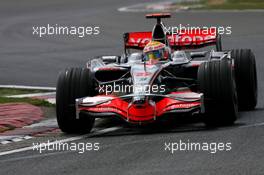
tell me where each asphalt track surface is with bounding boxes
[0,0,264,175]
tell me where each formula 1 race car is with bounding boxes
[56,13,257,133]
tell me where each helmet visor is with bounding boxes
[145,50,162,61]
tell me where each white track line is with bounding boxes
[0,136,83,156]
[239,122,264,128]
[0,85,56,91]
[0,127,121,156]
[0,120,263,157]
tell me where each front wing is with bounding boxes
[76,91,204,123]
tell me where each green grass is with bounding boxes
[0,88,55,107]
[0,96,55,107]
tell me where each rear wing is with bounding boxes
[124,28,222,51]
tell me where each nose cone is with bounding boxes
[132,96,147,108]
[127,99,156,121]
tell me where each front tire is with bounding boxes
[232,49,257,110]
[198,59,238,126]
[56,68,96,133]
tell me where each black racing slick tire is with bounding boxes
[56,68,96,134]
[198,59,238,126]
[231,49,258,110]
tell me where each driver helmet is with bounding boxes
[143,41,169,64]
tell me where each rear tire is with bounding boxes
[231,49,257,110]
[56,68,96,133]
[198,59,238,126]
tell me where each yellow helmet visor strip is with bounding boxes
[146,50,162,60]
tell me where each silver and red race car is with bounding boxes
[56,13,257,133]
